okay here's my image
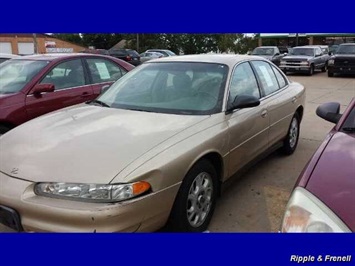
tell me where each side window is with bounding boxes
[41,59,85,90]
[86,58,127,84]
[251,61,279,96]
[229,62,260,103]
[271,65,287,89]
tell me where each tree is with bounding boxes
[52,33,83,46]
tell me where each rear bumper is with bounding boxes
[0,172,179,232]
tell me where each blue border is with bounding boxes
[0,233,354,265]
[1,0,355,32]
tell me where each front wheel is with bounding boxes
[282,113,300,155]
[167,159,218,232]
[308,65,314,76]
[321,62,328,72]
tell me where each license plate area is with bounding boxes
[0,205,23,231]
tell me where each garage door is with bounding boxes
[18,42,34,55]
[0,42,12,54]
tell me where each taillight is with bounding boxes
[126,56,131,61]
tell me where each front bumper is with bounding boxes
[279,65,310,72]
[0,171,179,232]
[328,65,355,75]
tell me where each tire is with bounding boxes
[167,159,218,232]
[328,71,334,77]
[308,65,314,76]
[0,125,11,137]
[282,113,300,155]
[321,62,328,72]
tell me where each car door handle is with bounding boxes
[81,92,91,98]
[261,110,268,118]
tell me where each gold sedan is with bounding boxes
[0,55,305,232]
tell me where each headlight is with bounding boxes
[328,59,335,65]
[300,61,309,65]
[281,187,351,232]
[34,181,151,203]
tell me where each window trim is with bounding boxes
[37,58,89,91]
[84,56,127,85]
[225,60,262,110]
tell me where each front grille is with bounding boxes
[334,58,355,67]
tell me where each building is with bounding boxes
[0,34,86,55]
[258,33,355,47]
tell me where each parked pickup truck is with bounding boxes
[279,46,329,75]
[251,46,287,66]
[327,43,355,77]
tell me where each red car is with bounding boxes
[0,53,134,135]
[282,98,355,232]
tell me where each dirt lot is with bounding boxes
[1,71,354,232]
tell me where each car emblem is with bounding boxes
[11,168,19,175]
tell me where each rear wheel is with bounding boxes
[282,113,300,155]
[167,159,218,232]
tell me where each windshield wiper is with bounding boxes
[87,99,110,108]
[342,127,355,132]
[125,108,153,113]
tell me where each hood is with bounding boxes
[0,92,22,107]
[0,105,209,184]
[306,132,355,231]
[283,55,313,61]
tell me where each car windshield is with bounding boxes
[336,45,355,54]
[252,48,275,55]
[0,60,49,94]
[166,50,176,56]
[290,48,314,56]
[97,62,228,115]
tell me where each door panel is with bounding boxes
[25,59,93,120]
[227,105,269,175]
[226,62,269,176]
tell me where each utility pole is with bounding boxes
[136,34,139,52]
[295,33,299,46]
[33,33,38,54]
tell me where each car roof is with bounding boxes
[10,53,112,61]
[147,54,265,67]
[0,53,19,58]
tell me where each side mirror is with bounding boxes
[316,102,342,124]
[227,95,260,113]
[328,51,332,56]
[274,53,280,56]
[32,83,55,96]
[283,52,288,56]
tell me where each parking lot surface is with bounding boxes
[1,72,354,233]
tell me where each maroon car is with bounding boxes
[0,53,134,135]
[282,98,355,232]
